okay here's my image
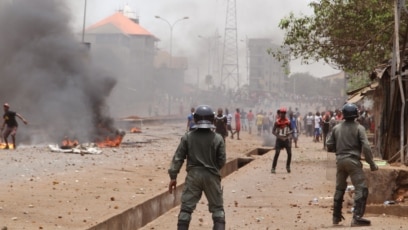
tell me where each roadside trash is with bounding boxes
[312,197,319,205]
[383,200,396,205]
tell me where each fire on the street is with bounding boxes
[96,134,124,148]
[61,137,79,149]
[0,142,14,149]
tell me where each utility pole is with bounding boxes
[221,0,240,90]
[81,0,87,43]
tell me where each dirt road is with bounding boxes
[0,121,406,229]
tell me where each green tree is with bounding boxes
[278,0,399,73]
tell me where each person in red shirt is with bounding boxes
[271,107,293,174]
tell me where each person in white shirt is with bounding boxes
[314,112,322,142]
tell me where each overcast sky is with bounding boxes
[68,0,340,80]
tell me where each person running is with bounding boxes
[326,103,378,227]
[1,103,28,149]
[271,107,293,174]
[168,105,226,230]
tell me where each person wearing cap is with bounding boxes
[168,105,226,230]
[1,103,28,149]
[271,107,293,174]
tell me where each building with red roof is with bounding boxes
[84,8,188,116]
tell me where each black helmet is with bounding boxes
[193,105,215,129]
[342,103,358,120]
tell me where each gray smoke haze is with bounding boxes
[0,0,117,144]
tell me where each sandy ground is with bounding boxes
[0,121,407,230]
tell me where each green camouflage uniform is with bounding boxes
[168,129,226,225]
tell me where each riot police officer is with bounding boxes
[326,103,378,226]
[168,105,226,230]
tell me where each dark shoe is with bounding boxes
[177,220,190,230]
[4,145,9,149]
[332,215,345,225]
[271,168,276,174]
[286,167,291,173]
[351,216,371,226]
[213,217,225,230]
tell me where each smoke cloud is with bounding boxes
[0,0,117,144]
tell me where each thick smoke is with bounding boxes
[0,0,117,143]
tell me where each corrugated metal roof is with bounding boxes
[86,12,156,38]
[346,81,379,103]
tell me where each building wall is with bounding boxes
[248,39,287,95]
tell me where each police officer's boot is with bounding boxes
[177,220,190,230]
[332,190,345,225]
[213,217,225,230]
[351,188,371,226]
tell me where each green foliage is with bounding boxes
[346,74,371,92]
[279,0,399,72]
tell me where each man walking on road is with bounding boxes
[326,103,379,227]
[1,103,28,149]
[271,107,293,174]
[168,105,226,230]
[214,107,228,142]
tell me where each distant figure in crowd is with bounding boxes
[314,111,322,142]
[186,107,195,131]
[321,111,331,150]
[271,107,293,174]
[214,108,228,142]
[326,103,378,227]
[240,109,247,131]
[305,112,314,137]
[268,111,275,133]
[289,112,299,148]
[247,109,254,134]
[255,111,264,136]
[225,108,234,139]
[233,108,241,140]
[1,103,28,149]
[335,109,343,121]
[262,112,270,135]
[168,105,226,230]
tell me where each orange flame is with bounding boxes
[0,142,14,149]
[61,137,79,148]
[96,134,124,148]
